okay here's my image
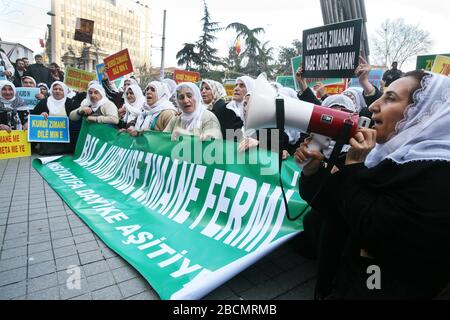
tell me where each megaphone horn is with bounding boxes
[246,73,359,141]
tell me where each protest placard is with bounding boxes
[16,87,40,110]
[64,66,96,92]
[28,115,70,143]
[416,53,450,71]
[275,76,296,90]
[74,18,95,44]
[0,130,31,160]
[349,69,384,89]
[302,19,363,78]
[0,66,6,80]
[173,69,201,84]
[431,55,450,76]
[96,63,105,83]
[104,49,134,81]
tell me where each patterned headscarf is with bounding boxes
[201,79,226,110]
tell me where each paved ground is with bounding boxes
[0,156,316,300]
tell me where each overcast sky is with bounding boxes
[1,0,448,71]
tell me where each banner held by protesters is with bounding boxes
[33,120,307,300]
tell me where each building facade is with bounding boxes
[0,41,34,62]
[50,0,151,72]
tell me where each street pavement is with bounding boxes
[0,156,316,300]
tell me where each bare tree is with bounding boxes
[371,18,433,68]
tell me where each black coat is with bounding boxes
[25,64,51,87]
[210,98,243,139]
[298,159,450,299]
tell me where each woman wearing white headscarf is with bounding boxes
[295,71,450,299]
[118,84,145,129]
[0,80,27,132]
[164,82,222,140]
[200,79,237,139]
[32,81,75,118]
[31,81,79,154]
[69,83,119,125]
[129,81,177,136]
[226,76,255,122]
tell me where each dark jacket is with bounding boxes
[25,63,51,87]
[210,98,243,139]
[12,69,26,88]
[102,78,124,108]
[382,69,403,87]
[299,159,450,299]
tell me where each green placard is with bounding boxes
[416,54,450,71]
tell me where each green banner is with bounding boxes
[33,121,307,299]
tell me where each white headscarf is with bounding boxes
[21,75,37,87]
[162,78,177,95]
[122,84,145,124]
[201,79,227,110]
[47,81,68,115]
[226,76,255,120]
[87,83,110,112]
[319,94,358,158]
[176,82,206,132]
[0,80,17,104]
[343,87,367,112]
[278,86,303,144]
[0,80,22,129]
[119,78,139,92]
[135,81,176,131]
[365,72,450,168]
[322,94,357,113]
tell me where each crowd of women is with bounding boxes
[1,54,449,300]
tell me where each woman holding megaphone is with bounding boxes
[294,70,450,299]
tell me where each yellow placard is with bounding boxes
[0,130,31,160]
[431,55,450,76]
[64,66,97,92]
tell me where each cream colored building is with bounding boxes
[50,0,151,72]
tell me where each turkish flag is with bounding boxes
[39,39,45,48]
[235,37,241,56]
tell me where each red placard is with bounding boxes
[104,49,134,81]
[173,69,201,84]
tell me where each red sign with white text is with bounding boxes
[104,49,134,81]
[173,69,201,84]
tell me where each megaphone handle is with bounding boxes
[295,137,328,169]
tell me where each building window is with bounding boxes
[61,17,64,25]
[61,31,65,37]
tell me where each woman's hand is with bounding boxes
[118,107,126,118]
[41,112,49,120]
[82,107,93,116]
[282,150,289,160]
[355,56,375,95]
[345,128,377,165]
[22,122,28,131]
[0,124,12,133]
[171,128,191,140]
[295,67,308,92]
[129,130,140,137]
[313,82,327,98]
[238,137,259,152]
[36,93,45,100]
[86,116,97,123]
[294,138,325,176]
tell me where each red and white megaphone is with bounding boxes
[245,73,361,167]
[246,73,359,140]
